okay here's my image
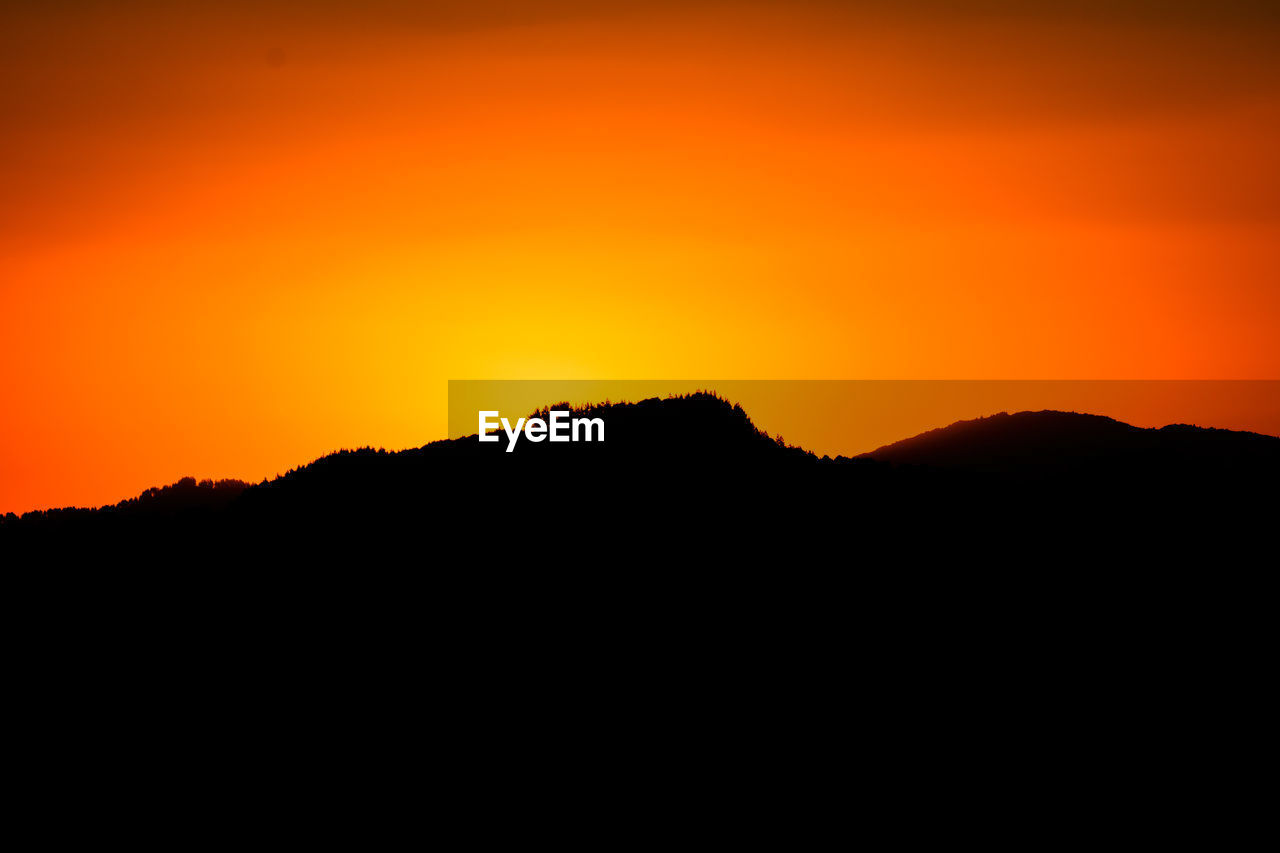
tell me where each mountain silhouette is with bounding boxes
[4,392,1277,558]
[8,391,1272,771]
[862,409,1280,480]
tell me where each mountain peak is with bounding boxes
[863,408,1278,473]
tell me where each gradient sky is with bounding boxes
[3,1,1280,513]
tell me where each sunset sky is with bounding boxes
[3,1,1279,513]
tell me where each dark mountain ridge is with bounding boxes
[862,409,1280,477]
[4,393,1277,552]
[6,392,1275,710]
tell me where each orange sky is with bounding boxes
[3,1,1280,513]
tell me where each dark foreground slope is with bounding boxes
[4,393,1277,559]
[5,393,1273,804]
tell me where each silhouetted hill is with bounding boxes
[6,392,1273,778]
[4,393,1277,557]
[863,410,1280,480]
